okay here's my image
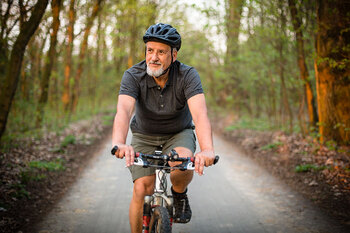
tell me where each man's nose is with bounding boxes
[151,52,159,61]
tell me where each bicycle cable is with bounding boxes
[158,169,167,192]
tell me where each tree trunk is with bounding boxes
[36,0,63,127]
[315,0,350,145]
[225,0,244,64]
[62,0,76,112]
[128,0,137,68]
[71,0,103,113]
[0,0,49,141]
[288,0,318,127]
[223,0,244,112]
[297,90,308,136]
[278,0,293,132]
[91,12,103,110]
[267,71,277,125]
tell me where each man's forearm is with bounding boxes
[112,112,131,145]
[194,115,214,152]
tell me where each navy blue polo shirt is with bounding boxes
[119,60,203,136]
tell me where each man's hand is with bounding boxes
[112,144,135,167]
[194,150,215,176]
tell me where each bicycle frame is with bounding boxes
[141,151,175,233]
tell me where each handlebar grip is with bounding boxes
[213,155,219,165]
[111,145,118,156]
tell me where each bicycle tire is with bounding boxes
[149,206,172,233]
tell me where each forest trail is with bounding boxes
[33,132,348,233]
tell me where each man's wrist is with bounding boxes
[200,149,214,153]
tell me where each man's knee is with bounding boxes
[173,147,193,157]
[133,175,155,200]
[169,147,193,167]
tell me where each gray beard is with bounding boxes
[147,64,164,78]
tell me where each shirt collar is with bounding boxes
[146,65,174,88]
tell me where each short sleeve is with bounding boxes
[119,70,139,100]
[183,68,204,100]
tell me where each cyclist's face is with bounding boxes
[146,41,177,73]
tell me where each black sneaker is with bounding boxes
[171,187,192,223]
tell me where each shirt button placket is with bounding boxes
[160,94,164,108]
[159,87,164,109]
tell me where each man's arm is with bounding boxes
[187,93,215,175]
[112,94,136,167]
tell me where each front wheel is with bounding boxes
[149,206,172,233]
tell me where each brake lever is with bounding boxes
[185,161,195,170]
[174,160,194,171]
[125,154,149,168]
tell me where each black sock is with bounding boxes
[171,186,187,195]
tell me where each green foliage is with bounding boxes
[20,170,47,183]
[325,140,337,151]
[9,183,30,199]
[317,56,350,70]
[20,159,65,184]
[28,159,65,171]
[295,164,327,173]
[225,117,275,132]
[0,137,20,153]
[102,114,115,126]
[60,135,76,148]
[260,142,284,150]
[1,0,346,147]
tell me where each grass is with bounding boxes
[60,135,76,148]
[20,159,66,184]
[260,141,284,150]
[20,171,47,183]
[325,140,337,151]
[295,164,327,173]
[9,183,30,199]
[1,97,115,147]
[225,117,275,132]
[102,114,114,126]
[50,135,76,153]
[28,159,65,171]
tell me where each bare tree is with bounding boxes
[288,0,318,128]
[36,0,63,127]
[0,0,49,140]
[71,0,103,113]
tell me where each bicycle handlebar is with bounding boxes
[111,146,219,170]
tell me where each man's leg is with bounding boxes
[129,175,155,233]
[169,146,194,223]
[169,146,194,193]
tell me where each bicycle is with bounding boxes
[132,148,219,233]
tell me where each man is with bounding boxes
[111,23,215,233]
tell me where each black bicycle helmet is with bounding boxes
[143,23,181,51]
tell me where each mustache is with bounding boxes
[148,61,162,65]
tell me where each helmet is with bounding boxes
[143,23,181,51]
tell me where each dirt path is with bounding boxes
[32,133,349,233]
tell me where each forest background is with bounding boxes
[0,0,349,146]
[1,0,349,147]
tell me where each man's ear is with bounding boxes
[173,49,178,61]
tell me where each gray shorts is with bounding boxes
[129,129,196,182]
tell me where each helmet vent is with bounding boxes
[143,23,181,51]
